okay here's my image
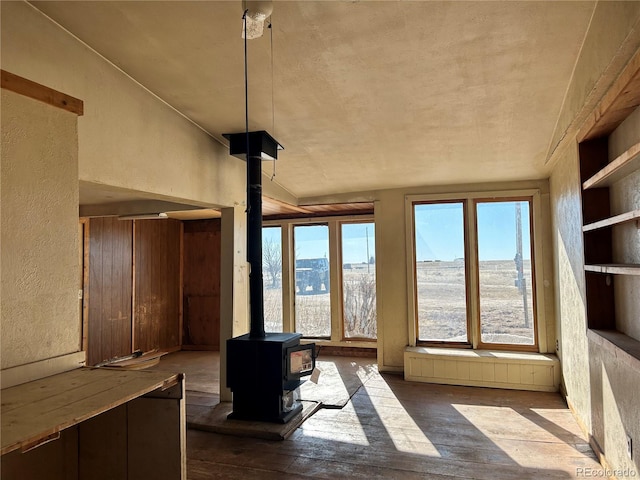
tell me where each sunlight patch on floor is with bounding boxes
[366,382,441,457]
[298,410,371,446]
[451,403,594,470]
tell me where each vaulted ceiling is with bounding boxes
[32,1,595,203]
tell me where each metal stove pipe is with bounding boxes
[247,151,265,339]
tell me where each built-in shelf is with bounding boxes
[587,329,640,370]
[584,263,640,275]
[582,209,640,231]
[583,142,640,189]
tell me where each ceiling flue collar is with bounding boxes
[242,0,273,39]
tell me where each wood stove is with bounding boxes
[224,131,315,423]
[227,333,315,423]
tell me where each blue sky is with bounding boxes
[263,223,375,264]
[263,201,530,265]
[415,201,531,261]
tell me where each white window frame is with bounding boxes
[405,189,548,352]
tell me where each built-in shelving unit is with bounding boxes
[582,142,640,189]
[577,53,640,338]
[582,209,640,231]
[584,264,640,275]
[580,141,640,285]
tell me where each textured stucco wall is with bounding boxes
[1,90,81,369]
[549,143,591,426]
[549,4,640,473]
[0,1,244,209]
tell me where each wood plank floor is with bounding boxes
[155,352,602,479]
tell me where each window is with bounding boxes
[294,224,331,338]
[476,200,535,346]
[341,222,377,339]
[410,194,539,351]
[262,226,283,332]
[413,202,468,343]
[262,216,377,344]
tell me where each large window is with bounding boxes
[414,202,468,343]
[411,195,538,351]
[262,226,283,332]
[341,222,377,339]
[262,217,377,343]
[294,224,331,338]
[476,200,535,346]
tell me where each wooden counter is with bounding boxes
[1,367,185,479]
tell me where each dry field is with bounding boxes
[417,260,534,344]
[264,260,534,345]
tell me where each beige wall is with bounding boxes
[1,91,81,369]
[374,189,408,371]
[0,1,245,209]
[549,3,640,475]
[549,142,591,422]
[0,2,247,382]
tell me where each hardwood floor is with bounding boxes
[155,352,602,479]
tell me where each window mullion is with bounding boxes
[281,224,294,333]
[467,199,481,349]
[328,221,341,342]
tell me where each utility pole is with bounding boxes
[515,203,529,328]
[366,226,370,274]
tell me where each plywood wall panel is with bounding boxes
[87,217,133,366]
[134,219,181,352]
[182,219,221,348]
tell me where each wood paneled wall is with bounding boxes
[87,217,133,366]
[182,219,221,349]
[133,219,182,352]
[86,218,182,365]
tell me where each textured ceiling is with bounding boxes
[32,1,595,200]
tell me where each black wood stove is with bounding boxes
[224,131,315,423]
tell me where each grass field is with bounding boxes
[264,260,534,345]
[417,259,534,344]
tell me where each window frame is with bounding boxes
[473,197,539,352]
[261,225,284,333]
[264,214,377,346]
[292,222,332,339]
[411,199,472,348]
[338,219,377,341]
[405,189,547,352]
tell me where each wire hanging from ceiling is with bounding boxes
[243,9,251,215]
[269,19,277,181]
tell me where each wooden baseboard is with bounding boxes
[317,346,377,358]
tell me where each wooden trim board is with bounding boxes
[1,351,87,390]
[584,263,640,275]
[578,46,640,141]
[582,209,640,231]
[582,142,640,189]
[1,70,83,115]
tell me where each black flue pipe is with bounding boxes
[247,150,266,338]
